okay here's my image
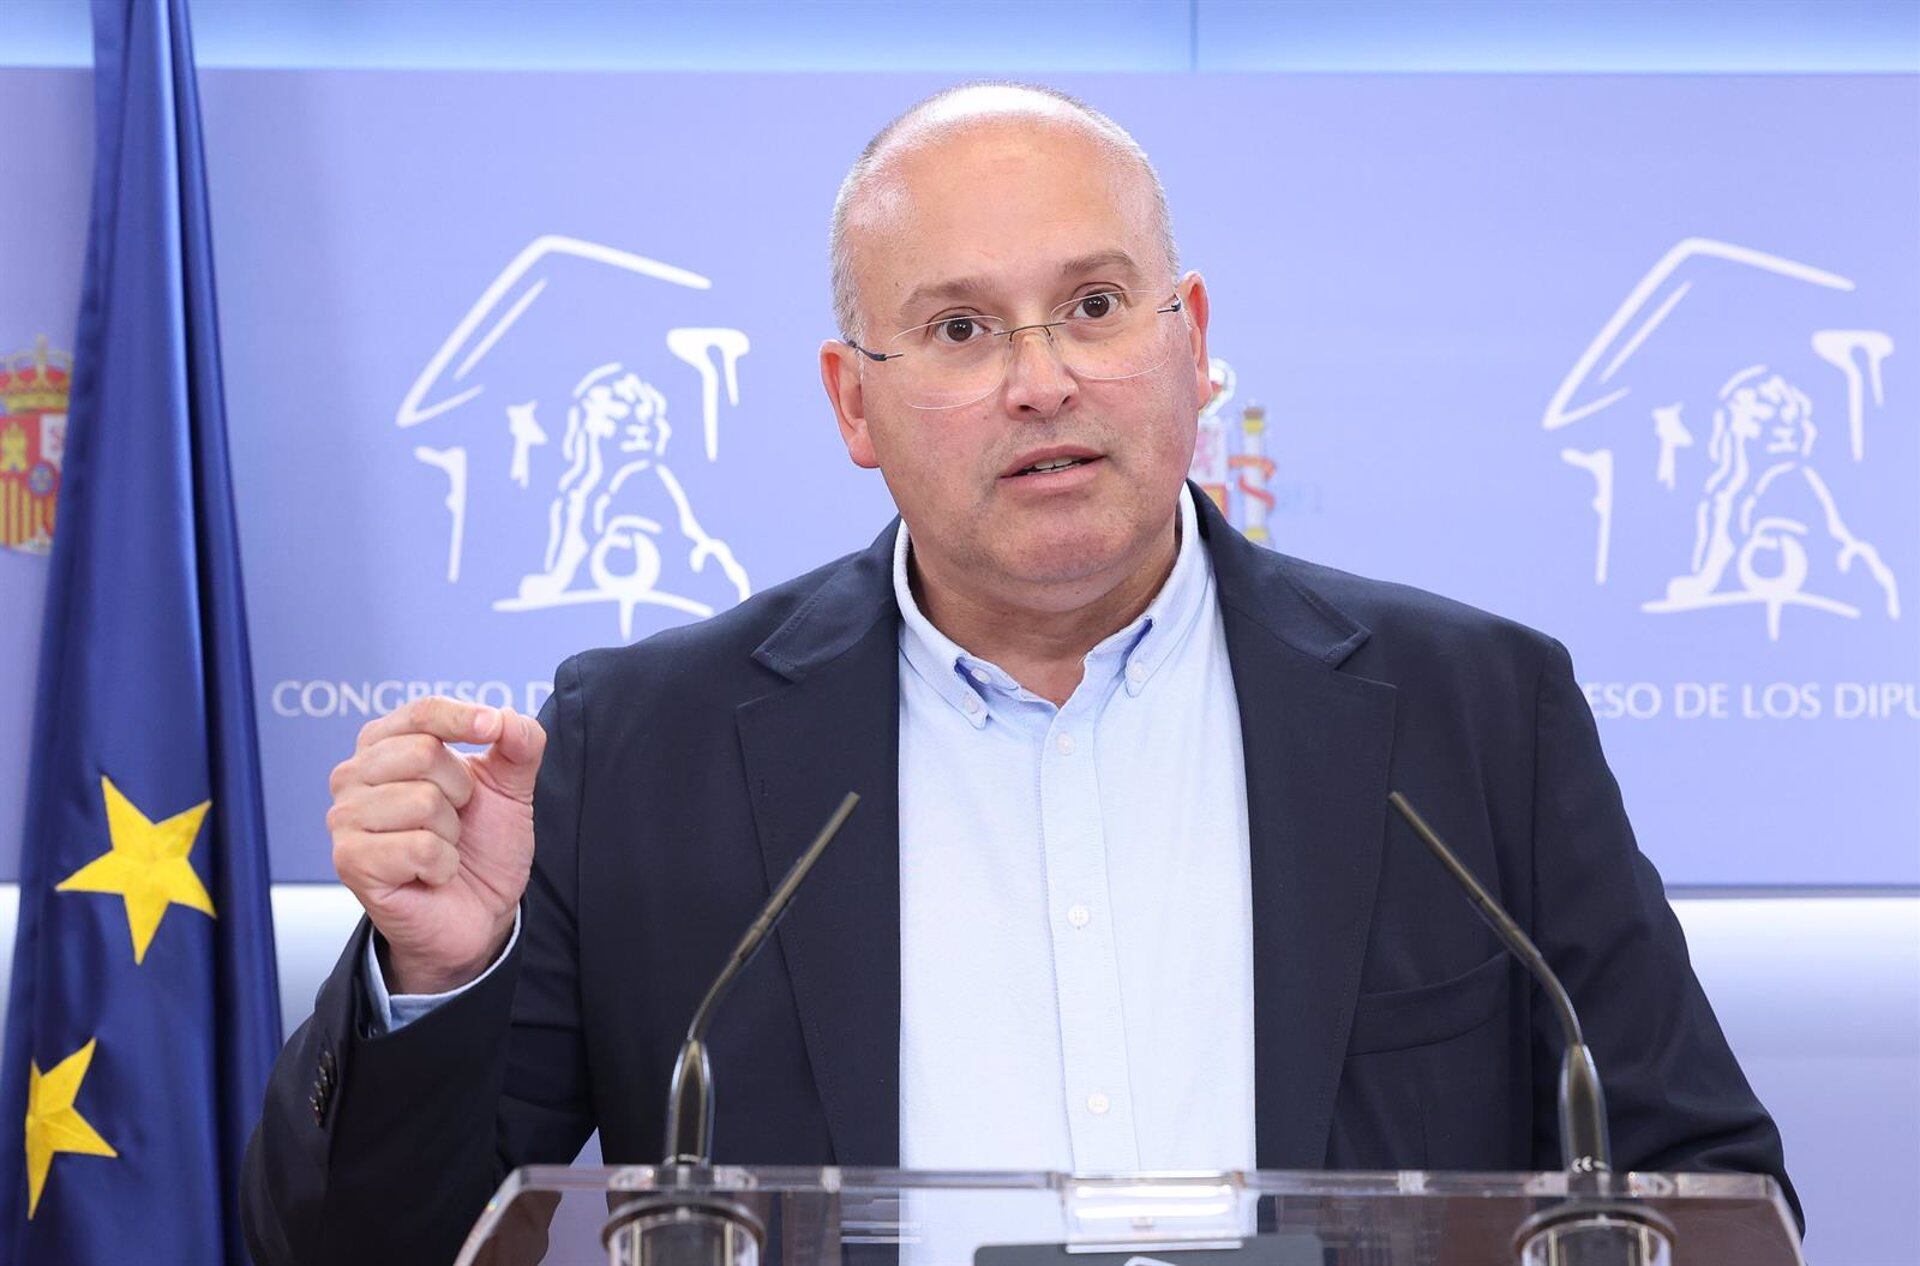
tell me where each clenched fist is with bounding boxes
[327,697,547,995]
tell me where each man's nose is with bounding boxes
[1000,326,1076,418]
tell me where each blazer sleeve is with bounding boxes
[1525,636,1802,1230]
[240,656,596,1266]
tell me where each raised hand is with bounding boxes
[327,697,547,994]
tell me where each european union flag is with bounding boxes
[0,0,282,1260]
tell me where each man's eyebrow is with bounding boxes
[895,249,1146,324]
[1055,249,1143,283]
[898,275,997,320]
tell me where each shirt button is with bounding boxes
[968,666,991,684]
[1055,733,1076,755]
[1126,663,1147,687]
[1067,904,1091,929]
[962,694,982,715]
[1086,1092,1111,1116]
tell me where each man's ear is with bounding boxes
[1177,271,1213,411]
[820,339,881,470]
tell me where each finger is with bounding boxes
[472,705,548,799]
[350,733,476,809]
[327,781,462,845]
[489,705,547,768]
[334,829,460,892]
[356,695,503,752]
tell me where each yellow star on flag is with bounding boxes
[56,775,217,964]
[24,1037,118,1218]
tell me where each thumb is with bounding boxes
[472,704,547,800]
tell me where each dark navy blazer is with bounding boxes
[242,485,1796,1265]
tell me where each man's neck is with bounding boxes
[909,514,1181,707]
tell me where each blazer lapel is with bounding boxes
[1196,488,1399,1169]
[735,524,904,1166]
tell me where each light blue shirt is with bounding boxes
[370,486,1256,1176]
[896,485,1255,1174]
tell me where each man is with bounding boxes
[241,83,1796,1264]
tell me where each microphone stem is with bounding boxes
[687,791,860,1044]
[666,791,861,1164]
[1387,791,1611,1174]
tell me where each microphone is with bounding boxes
[1386,790,1609,1175]
[1387,792,1675,1265]
[665,790,862,1165]
[604,791,861,1266]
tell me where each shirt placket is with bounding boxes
[1037,680,1141,1172]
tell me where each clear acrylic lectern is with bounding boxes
[450,1165,1803,1266]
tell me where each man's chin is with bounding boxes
[994,530,1136,591]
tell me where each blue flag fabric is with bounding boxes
[0,0,282,1260]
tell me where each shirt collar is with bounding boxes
[893,484,1212,727]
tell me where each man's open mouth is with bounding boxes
[1011,456,1098,477]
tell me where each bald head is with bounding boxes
[829,82,1179,342]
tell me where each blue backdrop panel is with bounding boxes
[1,70,1915,884]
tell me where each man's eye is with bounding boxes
[1070,291,1124,322]
[931,316,989,345]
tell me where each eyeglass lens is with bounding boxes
[883,288,1181,410]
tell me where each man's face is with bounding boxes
[822,120,1212,603]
